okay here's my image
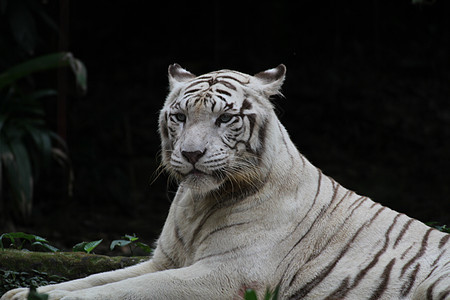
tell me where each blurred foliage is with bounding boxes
[0,0,58,68]
[426,222,450,234]
[0,0,88,226]
[0,52,86,222]
[244,287,279,300]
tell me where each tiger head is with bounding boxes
[159,64,286,195]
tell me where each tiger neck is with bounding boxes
[208,114,306,204]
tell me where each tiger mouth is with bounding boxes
[188,168,207,176]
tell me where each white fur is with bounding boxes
[2,65,449,300]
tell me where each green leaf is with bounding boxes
[135,242,152,254]
[0,233,13,250]
[0,232,53,251]
[28,89,58,100]
[426,222,450,233]
[31,242,59,253]
[110,240,132,251]
[244,289,258,300]
[73,240,102,254]
[27,286,49,300]
[23,125,53,166]
[84,239,102,254]
[72,241,88,252]
[0,52,87,91]
[124,234,139,242]
[264,286,280,300]
[2,232,36,241]
[1,141,32,219]
[5,139,33,217]
[33,235,48,243]
[67,55,88,93]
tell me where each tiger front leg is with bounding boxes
[43,263,242,300]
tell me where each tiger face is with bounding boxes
[159,64,286,194]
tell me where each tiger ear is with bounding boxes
[168,63,196,90]
[253,64,286,96]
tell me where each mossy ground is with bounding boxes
[0,249,145,296]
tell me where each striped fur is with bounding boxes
[2,65,449,300]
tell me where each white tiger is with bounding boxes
[2,64,449,300]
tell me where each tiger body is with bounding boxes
[2,64,449,300]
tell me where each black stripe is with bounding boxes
[288,207,386,299]
[174,223,186,247]
[348,195,366,208]
[215,88,232,97]
[438,289,450,300]
[329,190,353,214]
[426,273,448,300]
[214,94,227,102]
[255,117,267,158]
[218,75,248,85]
[195,74,214,80]
[217,80,237,90]
[277,121,296,163]
[277,169,323,265]
[186,203,221,251]
[401,228,433,277]
[158,243,177,268]
[160,112,169,139]
[368,258,396,300]
[299,154,306,166]
[348,196,368,214]
[401,245,414,260]
[303,194,367,267]
[246,114,257,141]
[394,218,414,248]
[425,265,439,281]
[196,245,242,262]
[431,250,446,267]
[324,277,350,300]
[325,214,401,299]
[221,134,235,148]
[184,88,201,95]
[439,234,450,249]
[241,99,252,111]
[369,201,379,209]
[327,181,340,208]
[184,80,208,90]
[401,263,420,297]
[210,98,217,112]
[198,221,253,245]
[282,205,329,279]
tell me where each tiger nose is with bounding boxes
[182,150,205,165]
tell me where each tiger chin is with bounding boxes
[2,64,449,300]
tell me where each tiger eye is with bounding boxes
[217,114,233,124]
[175,113,186,122]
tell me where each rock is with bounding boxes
[0,249,146,280]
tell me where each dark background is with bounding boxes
[1,0,449,252]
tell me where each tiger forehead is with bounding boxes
[183,71,250,95]
[170,71,252,113]
[171,93,249,113]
